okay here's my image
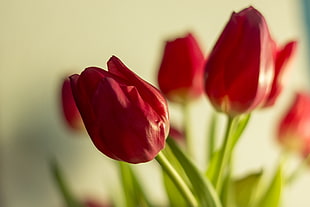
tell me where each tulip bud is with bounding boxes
[61,78,84,131]
[69,56,170,164]
[263,41,297,107]
[157,33,206,102]
[277,92,310,158]
[204,6,275,116]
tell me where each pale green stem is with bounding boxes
[286,154,310,184]
[182,101,194,159]
[155,151,198,207]
[208,112,218,163]
[214,116,236,193]
[50,159,84,207]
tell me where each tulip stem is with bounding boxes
[155,152,198,207]
[182,101,195,160]
[50,159,84,207]
[208,112,218,163]
[214,116,236,194]
[286,154,310,184]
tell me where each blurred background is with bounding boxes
[1,0,310,206]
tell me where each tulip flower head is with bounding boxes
[69,56,170,164]
[157,33,206,103]
[61,78,84,131]
[204,6,275,116]
[277,92,310,158]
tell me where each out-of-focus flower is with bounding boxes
[169,126,184,141]
[277,92,310,158]
[61,77,84,131]
[84,199,112,207]
[168,126,187,150]
[204,6,275,116]
[263,40,297,107]
[69,56,170,164]
[157,33,206,103]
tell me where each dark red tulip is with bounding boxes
[263,41,297,107]
[157,33,205,102]
[204,7,275,116]
[61,78,83,131]
[277,92,310,158]
[69,56,170,164]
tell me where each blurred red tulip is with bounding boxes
[168,126,186,148]
[169,126,184,141]
[204,7,275,116]
[263,40,297,107]
[157,33,206,102]
[61,78,84,131]
[84,199,112,207]
[277,92,310,158]
[69,56,170,164]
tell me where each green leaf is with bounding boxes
[233,171,263,207]
[220,164,235,207]
[206,114,251,190]
[256,165,283,207]
[231,114,251,148]
[163,171,188,207]
[206,149,221,184]
[118,162,153,207]
[167,138,222,207]
[156,151,198,206]
[49,159,85,207]
[162,144,188,207]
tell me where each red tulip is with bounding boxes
[157,33,205,102]
[69,56,170,163]
[262,40,297,107]
[204,7,275,116]
[277,92,310,158]
[61,78,83,131]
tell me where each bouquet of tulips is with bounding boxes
[55,6,310,207]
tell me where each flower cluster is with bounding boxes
[56,6,309,207]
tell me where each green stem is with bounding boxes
[119,162,135,207]
[50,159,84,207]
[182,101,194,159]
[155,151,198,207]
[208,112,218,163]
[214,116,236,193]
[286,154,310,184]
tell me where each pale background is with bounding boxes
[1,0,310,206]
